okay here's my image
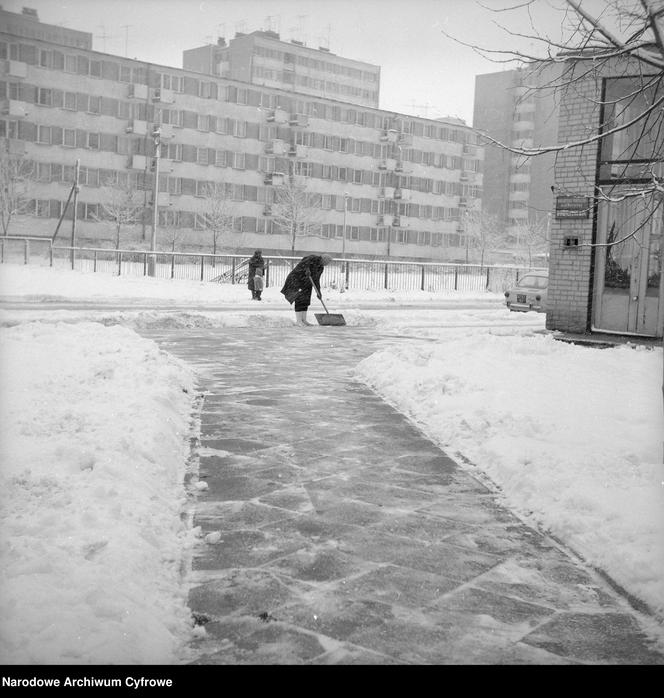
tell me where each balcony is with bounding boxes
[393,188,403,200]
[378,160,387,170]
[127,83,149,100]
[288,144,307,158]
[1,99,28,117]
[6,60,27,78]
[158,123,174,139]
[152,88,175,104]
[129,154,148,170]
[265,140,288,156]
[126,119,148,136]
[289,113,309,127]
[263,173,285,186]
[266,108,288,123]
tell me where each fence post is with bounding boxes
[384,263,388,289]
[170,253,175,279]
[200,255,205,282]
[345,261,349,290]
[231,257,236,284]
[486,267,490,289]
[117,251,122,276]
[49,244,53,267]
[24,239,29,265]
[266,259,270,288]
[454,266,458,291]
[421,265,425,291]
[93,250,97,272]
[143,253,148,276]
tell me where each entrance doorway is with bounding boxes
[592,196,663,337]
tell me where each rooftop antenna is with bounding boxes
[120,24,131,57]
[296,14,308,43]
[95,24,111,52]
[410,101,433,118]
[319,23,332,49]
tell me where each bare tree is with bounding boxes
[449,0,663,207]
[199,182,235,264]
[93,176,144,249]
[463,209,507,267]
[0,144,36,236]
[270,175,324,256]
[511,215,551,268]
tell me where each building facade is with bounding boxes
[0,12,482,262]
[183,30,381,109]
[0,6,91,50]
[473,65,561,241]
[547,57,663,339]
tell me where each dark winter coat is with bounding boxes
[280,255,326,306]
[247,252,265,291]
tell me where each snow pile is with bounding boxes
[0,321,197,664]
[356,333,664,616]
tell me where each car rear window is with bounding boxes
[518,275,547,289]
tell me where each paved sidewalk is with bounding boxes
[149,326,663,665]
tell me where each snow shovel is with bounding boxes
[311,278,346,326]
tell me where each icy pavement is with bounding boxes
[143,326,664,665]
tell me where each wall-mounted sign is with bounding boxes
[555,196,591,219]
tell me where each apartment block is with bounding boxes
[473,64,561,236]
[183,30,380,109]
[0,10,483,262]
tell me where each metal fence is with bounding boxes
[0,236,544,294]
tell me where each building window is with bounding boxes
[232,152,245,170]
[37,88,52,106]
[37,125,50,144]
[63,128,76,147]
[86,95,100,114]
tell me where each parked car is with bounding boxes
[504,270,548,313]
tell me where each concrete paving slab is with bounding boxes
[143,327,664,664]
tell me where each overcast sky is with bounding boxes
[3,0,605,124]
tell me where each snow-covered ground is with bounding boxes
[0,263,662,664]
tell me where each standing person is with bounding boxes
[247,250,265,300]
[280,254,333,326]
[253,267,264,301]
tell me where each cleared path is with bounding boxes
[146,326,663,665]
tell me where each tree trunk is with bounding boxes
[115,222,121,250]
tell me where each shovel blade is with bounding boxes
[315,313,346,326]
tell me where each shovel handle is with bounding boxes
[307,271,328,311]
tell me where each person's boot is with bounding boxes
[301,312,312,326]
[295,311,311,326]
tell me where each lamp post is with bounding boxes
[342,192,349,258]
[464,209,469,264]
[148,126,161,277]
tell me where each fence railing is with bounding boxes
[0,236,545,294]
